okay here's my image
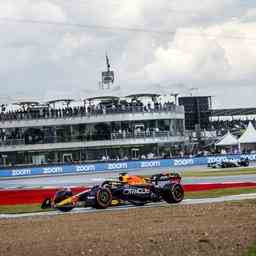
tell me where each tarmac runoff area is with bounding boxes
[1,193,256,219]
[1,165,256,189]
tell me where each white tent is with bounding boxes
[239,122,256,144]
[215,131,238,146]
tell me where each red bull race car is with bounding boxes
[41,172,184,212]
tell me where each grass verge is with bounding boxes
[185,187,256,199]
[141,167,256,178]
[181,167,256,177]
[1,187,256,214]
[0,204,53,214]
[244,243,256,256]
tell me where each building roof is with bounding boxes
[86,96,119,101]
[13,101,39,106]
[46,99,74,105]
[125,93,160,99]
[211,108,256,117]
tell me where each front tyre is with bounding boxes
[54,189,75,212]
[162,183,184,204]
[95,188,112,209]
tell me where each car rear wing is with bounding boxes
[150,172,181,183]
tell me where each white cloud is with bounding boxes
[0,0,66,21]
[0,0,255,107]
[135,19,256,103]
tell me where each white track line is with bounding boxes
[1,193,256,219]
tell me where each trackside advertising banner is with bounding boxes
[0,153,255,178]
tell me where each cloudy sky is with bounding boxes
[0,0,256,108]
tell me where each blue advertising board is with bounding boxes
[0,153,255,178]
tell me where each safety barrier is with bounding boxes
[0,187,86,205]
[0,153,255,178]
[1,182,256,205]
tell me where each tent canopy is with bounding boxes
[239,122,256,144]
[216,131,238,146]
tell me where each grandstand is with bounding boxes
[1,88,256,168]
[211,108,256,117]
[0,94,187,167]
[209,107,256,137]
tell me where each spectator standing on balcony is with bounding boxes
[221,148,227,155]
[146,128,150,136]
[147,152,154,159]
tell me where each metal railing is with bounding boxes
[0,130,184,147]
[0,139,25,147]
[110,131,178,140]
[0,104,184,123]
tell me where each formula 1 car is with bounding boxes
[41,172,184,212]
[208,158,249,169]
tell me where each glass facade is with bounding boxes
[0,142,187,167]
[0,119,184,146]
[0,116,185,166]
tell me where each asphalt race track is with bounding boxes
[0,166,193,188]
[1,165,256,189]
[1,193,256,219]
[1,165,256,220]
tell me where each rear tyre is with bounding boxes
[95,188,112,209]
[162,183,184,204]
[101,181,112,189]
[54,189,75,212]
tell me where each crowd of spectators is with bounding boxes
[210,119,256,136]
[0,100,178,122]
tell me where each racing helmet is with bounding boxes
[119,172,129,182]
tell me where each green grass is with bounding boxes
[181,167,256,177]
[185,187,256,199]
[244,243,256,256]
[140,167,256,178]
[0,204,53,214]
[1,187,256,214]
